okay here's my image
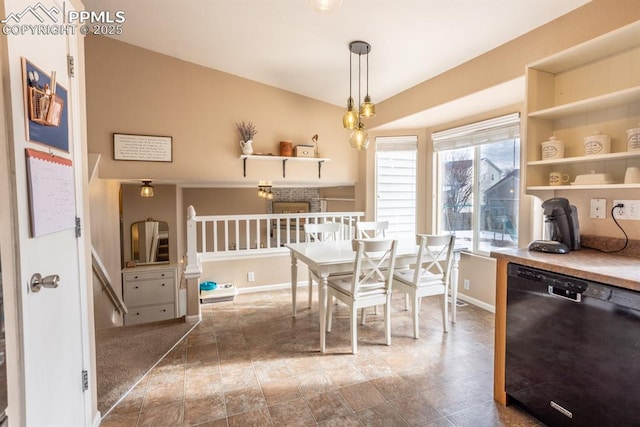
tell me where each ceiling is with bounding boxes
[82,0,590,128]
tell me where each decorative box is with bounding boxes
[295,144,315,158]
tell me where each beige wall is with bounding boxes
[84,35,357,187]
[89,177,124,329]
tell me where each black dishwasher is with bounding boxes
[506,263,640,426]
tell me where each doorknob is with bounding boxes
[30,273,60,292]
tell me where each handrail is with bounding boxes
[185,207,364,274]
[91,247,128,314]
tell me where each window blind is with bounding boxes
[375,136,417,239]
[376,135,418,152]
[432,112,520,152]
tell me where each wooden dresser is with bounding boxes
[122,264,179,325]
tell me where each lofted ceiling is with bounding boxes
[82,0,590,129]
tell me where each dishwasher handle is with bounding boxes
[548,285,582,303]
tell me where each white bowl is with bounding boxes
[572,172,615,185]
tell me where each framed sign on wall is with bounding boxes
[113,133,173,162]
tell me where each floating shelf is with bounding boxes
[527,150,640,166]
[240,155,330,179]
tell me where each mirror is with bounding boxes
[131,219,169,265]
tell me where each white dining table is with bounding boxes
[286,239,462,353]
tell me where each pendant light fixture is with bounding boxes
[343,41,375,150]
[139,180,154,197]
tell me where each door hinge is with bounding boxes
[75,217,81,237]
[81,370,88,391]
[67,55,75,78]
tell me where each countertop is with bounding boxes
[491,247,640,292]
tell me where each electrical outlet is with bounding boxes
[247,272,255,282]
[463,279,470,290]
[613,200,640,220]
[589,198,606,219]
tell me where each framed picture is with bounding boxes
[113,133,173,162]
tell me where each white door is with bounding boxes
[1,0,90,425]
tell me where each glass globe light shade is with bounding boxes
[342,97,358,130]
[360,95,376,118]
[349,125,369,150]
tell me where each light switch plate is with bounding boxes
[590,198,606,219]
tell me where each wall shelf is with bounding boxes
[240,155,330,179]
[527,151,640,166]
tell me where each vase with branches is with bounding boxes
[236,121,258,155]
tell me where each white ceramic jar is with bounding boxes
[627,124,640,151]
[541,136,564,160]
[583,131,611,155]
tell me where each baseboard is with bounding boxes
[457,292,495,313]
[237,281,308,294]
[185,313,202,323]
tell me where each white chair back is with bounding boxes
[356,221,389,239]
[304,222,341,242]
[413,234,455,285]
[351,238,397,296]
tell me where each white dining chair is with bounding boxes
[392,233,454,338]
[326,238,398,354]
[303,222,341,308]
[355,221,389,239]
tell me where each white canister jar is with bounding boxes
[627,124,640,151]
[583,131,611,155]
[541,136,564,160]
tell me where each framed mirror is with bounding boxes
[131,219,169,265]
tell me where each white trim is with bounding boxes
[457,292,495,313]
[237,281,309,294]
[185,313,202,323]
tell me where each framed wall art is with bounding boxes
[113,133,173,162]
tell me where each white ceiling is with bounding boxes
[82,0,589,127]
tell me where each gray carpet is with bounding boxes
[95,318,197,416]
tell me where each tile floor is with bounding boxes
[100,289,541,427]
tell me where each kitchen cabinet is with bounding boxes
[524,21,640,198]
[123,264,179,325]
[240,154,330,178]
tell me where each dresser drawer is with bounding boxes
[124,279,174,306]
[123,269,175,283]
[124,303,175,325]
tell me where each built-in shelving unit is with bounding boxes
[240,155,330,178]
[524,21,640,196]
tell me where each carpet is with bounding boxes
[95,318,197,416]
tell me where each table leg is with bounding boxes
[291,254,298,318]
[451,251,460,323]
[319,273,328,353]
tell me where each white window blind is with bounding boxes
[375,136,417,239]
[432,112,521,152]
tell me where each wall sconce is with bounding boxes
[343,41,375,150]
[257,184,273,200]
[140,180,154,197]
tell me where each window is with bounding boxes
[375,136,417,239]
[433,113,520,254]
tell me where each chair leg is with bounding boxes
[351,304,358,354]
[412,295,420,339]
[308,272,313,308]
[442,292,449,333]
[360,307,367,325]
[404,294,409,311]
[385,298,391,346]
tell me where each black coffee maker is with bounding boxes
[528,197,580,253]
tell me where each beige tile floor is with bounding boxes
[100,289,541,427]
